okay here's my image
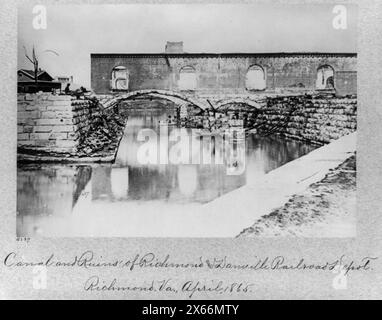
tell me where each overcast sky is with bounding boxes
[18,4,357,88]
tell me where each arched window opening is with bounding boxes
[111,66,129,91]
[316,65,335,90]
[178,66,197,91]
[245,65,266,91]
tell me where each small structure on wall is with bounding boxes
[165,41,184,54]
[54,75,74,91]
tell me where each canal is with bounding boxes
[17,104,318,237]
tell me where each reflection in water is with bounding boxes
[110,168,129,200]
[17,165,92,236]
[17,105,318,237]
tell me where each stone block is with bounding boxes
[50,132,68,140]
[23,126,33,133]
[46,105,72,112]
[25,119,36,126]
[36,118,72,125]
[53,147,76,153]
[40,111,58,118]
[47,95,67,101]
[18,104,27,112]
[39,94,51,101]
[56,95,72,101]
[52,125,75,133]
[17,118,27,125]
[22,111,40,119]
[18,140,36,146]
[34,140,56,147]
[55,140,77,148]
[55,111,73,118]
[24,105,39,111]
[30,133,51,140]
[25,94,34,101]
[18,133,29,140]
[38,104,51,111]
[53,100,72,106]
[67,132,79,140]
[34,125,54,133]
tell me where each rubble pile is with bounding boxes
[183,103,259,132]
[76,99,127,159]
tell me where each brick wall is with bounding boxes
[91,53,357,96]
[17,93,97,154]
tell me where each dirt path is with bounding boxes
[237,153,356,237]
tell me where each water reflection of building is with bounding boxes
[17,165,92,216]
[110,167,129,200]
[90,164,246,203]
[17,164,92,236]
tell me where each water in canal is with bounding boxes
[17,104,318,237]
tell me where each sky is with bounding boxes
[18,4,357,88]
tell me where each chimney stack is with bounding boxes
[165,41,183,54]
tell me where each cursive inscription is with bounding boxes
[3,251,377,276]
[83,276,254,298]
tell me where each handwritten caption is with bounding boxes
[3,251,377,297]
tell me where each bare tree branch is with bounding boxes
[23,46,34,64]
[22,45,59,92]
[23,45,39,91]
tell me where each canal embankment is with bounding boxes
[237,153,356,237]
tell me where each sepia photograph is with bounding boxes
[16,3,357,238]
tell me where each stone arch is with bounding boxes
[245,65,266,91]
[111,66,129,91]
[316,65,335,90]
[215,98,263,110]
[178,66,197,91]
[100,89,207,111]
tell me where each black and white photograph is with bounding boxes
[2,0,382,302]
[16,3,357,238]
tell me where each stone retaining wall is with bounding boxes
[256,95,357,144]
[181,93,356,145]
[17,93,98,154]
[171,93,357,145]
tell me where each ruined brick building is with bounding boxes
[91,41,357,96]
